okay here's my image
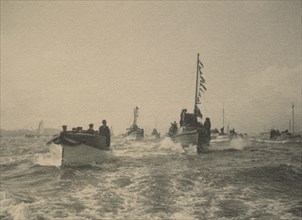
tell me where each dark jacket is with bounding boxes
[99,125,111,147]
[204,120,211,131]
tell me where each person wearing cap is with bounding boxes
[86,123,95,134]
[47,125,67,145]
[60,125,67,136]
[99,120,110,147]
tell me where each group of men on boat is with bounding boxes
[211,126,240,137]
[269,128,297,140]
[59,120,111,147]
[169,108,212,142]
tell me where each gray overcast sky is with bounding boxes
[1,1,301,135]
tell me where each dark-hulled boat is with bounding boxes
[168,54,210,153]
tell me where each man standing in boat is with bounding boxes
[47,125,67,145]
[99,120,111,147]
[204,117,211,141]
[61,125,67,136]
[180,109,187,127]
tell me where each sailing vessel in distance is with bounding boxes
[25,120,45,138]
[124,106,144,140]
[168,54,210,153]
[36,120,44,137]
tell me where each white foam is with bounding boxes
[33,144,62,167]
[0,191,28,220]
[229,137,249,150]
[159,137,184,153]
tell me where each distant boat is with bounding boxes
[210,104,230,144]
[124,106,144,140]
[209,106,241,146]
[25,133,35,138]
[151,128,161,139]
[25,120,45,138]
[251,131,301,144]
[47,128,111,166]
[150,118,160,139]
[251,104,301,144]
[168,54,210,153]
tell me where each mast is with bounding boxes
[133,108,137,126]
[223,103,225,129]
[292,103,295,134]
[36,120,44,136]
[194,53,200,108]
[133,107,139,127]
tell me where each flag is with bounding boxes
[196,55,206,110]
[194,105,203,118]
[200,82,207,91]
[200,75,205,83]
[198,60,204,68]
[197,57,206,100]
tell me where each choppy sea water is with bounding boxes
[0,136,301,220]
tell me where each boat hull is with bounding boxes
[210,135,231,146]
[124,131,144,141]
[47,132,111,166]
[251,136,301,144]
[61,144,112,166]
[173,130,199,147]
[172,129,209,153]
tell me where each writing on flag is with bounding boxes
[194,54,206,118]
[197,58,206,95]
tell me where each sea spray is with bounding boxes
[229,137,249,150]
[33,143,62,167]
[0,191,28,220]
[159,137,184,153]
[1,136,301,219]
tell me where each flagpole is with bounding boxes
[292,103,294,134]
[195,53,199,109]
[223,102,225,129]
